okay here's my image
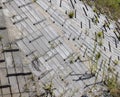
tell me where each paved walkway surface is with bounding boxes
[0,1,33,97]
[0,0,120,97]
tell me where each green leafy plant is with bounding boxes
[77,56,81,60]
[69,59,74,64]
[95,17,99,24]
[33,0,37,2]
[105,75,120,97]
[97,32,103,38]
[104,65,120,97]
[113,59,119,65]
[68,11,74,18]
[88,56,97,75]
[98,40,103,46]
[95,52,101,60]
[106,76,117,90]
[96,32,103,47]
[93,8,98,13]
[43,81,55,97]
[93,43,97,53]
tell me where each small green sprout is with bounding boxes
[95,52,101,60]
[68,11,74,18]
[97,32,103,38]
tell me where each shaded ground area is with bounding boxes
[95,0,120,21]
[84,0,120,21]
[0,1,36,97]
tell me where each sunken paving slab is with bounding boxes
[0,1,35,96]
[1,0,120,97]
[0,42,33,97]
